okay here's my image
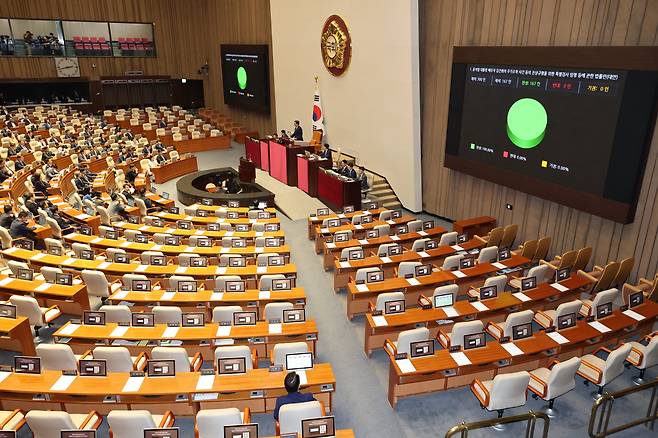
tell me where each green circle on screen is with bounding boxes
[237,67,248,90]
[506,98,547,149]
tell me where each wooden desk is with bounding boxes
[64,233,290,259]
[363,274,592,356]
[174,135,231,153]
[151,211,281,227]
[314,216,418,254]
[345,255,529,319]
[317,170,361,212]
[297,155,332,197]
[321,227,447,271]
[48,196,102,234]
[152,156,198,184]
[453,216,496,239]
[0,363,335,416]
[386,302,658,407]
[307,208,386,239]
[107,287,307,318]
[267,432,354,438]
[0,316,36,356]
[54,319,318,359]
[111,222,285,241]
[0,274,90,315]
[1,248,298,286]
[333,239,485,291]
[192,204,278,218]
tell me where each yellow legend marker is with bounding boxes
[541,160,548,168]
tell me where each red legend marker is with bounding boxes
[503,151,509,158]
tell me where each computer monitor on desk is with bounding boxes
[79,359,107,377]
[479,285,497,300]
[596,302,613,319]
[132,312,155,327]
[629,291,644,308]
[557,313,576,330]
[463,332,486,350]
[512,323,532,340]
[218,357,246,375]
[434,293,454,309]
[147,359,175,377]
[302,417,336,438]
[286,352,313,371]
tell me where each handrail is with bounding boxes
[445,411,550,438]
[588,377,658,437]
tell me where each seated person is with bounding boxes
[153,151,167,165]
[10,211,43,249]
[0,204,15,229]
[319,143,332,161]
[108,193,130,220]
[273,372,317,421]
[47,205,75,234]
[337,160,350,176]
[23,193,39,217]
[31,169,49,197]
[226,175,242,194]
[135,188,154,211]
[345,162,357,179]
[357,166,369,191]
[125,164,139,185]
[14,156,26,171]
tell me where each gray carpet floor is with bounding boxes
[2,142,656,437]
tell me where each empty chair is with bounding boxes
[26,410,102,438]
[478,245,499,263]
[221,237,240,248]
[121,274,149,290]
[486,309,535,340]
[0,226,13,249]
[373,291,406,312]
[610,257,634,289]
[212,306,243,324]
[99,305,132,324]
[406,220,422,233]
[572,246,593,272]
[625,332,658,385]
[195,408,250,438]
[140,250,165,264]
[471,371,531,427]
[396,261,422,278]
[189,235,211,246]
[6,260,29,277]
[107,410,175,438]
[153,233,172,245]
[533,236,552,264]
[438,320,484,349]
[534,299,583,329]
[247,210,261,219]
[278,401,324,436]
[44,238,66,255]
[438,231,458,246]
[153,306,182,324]
[215,275,242,291]
[105,248,126,262]
[543,249,578,271]
[151,346,202,372]
[272,342,310,368]
[39,266,66,283]
[9,295,61,335]
[36,343,80,371]
[0,409,26,432]
[515,239,538,260]
[97,206,112,225]
[354,267,382,283]
[339,246,362,260]
[528,357,582,417]
[93,346,147,373]
[123,229,142,242]
[509,264,552,289]
[178,253,201,267]
[476,227,503,248]
[46,217,62,239]
[579,288,618,318]
[215,345,254,370]
[411,238,429,252]
[260,274,287,291]
[442,254,464,270]
[582,261,621,295]
[72,242,92,258]
[500,224,518,248]
[385,327,429,356]
[167,275,195,291]
[378,210,393,221]
[577,343,633,398]
[264,302,294,321]
[467,274,508,299]
[376,243,399,257]
[257,252,280,266]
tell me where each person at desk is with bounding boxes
[153,150,167,166]
[73,170,95,197]
[280,130,289,140]
[108,193,129,220]
[31,169,49,197]
[319,143,332,161]
[135,188,154,211]
[291,120,303,141]
[158,119,167,128]
[13,155,26,171]
[23,193,39,217]
[47,204,74,235]
[125,163,139,185]
[273,372,317,421]
[226,174,242,194]
[154,141,166,153]
[10,211,42,249]
[0,205,15,229]
[344,162,357,179]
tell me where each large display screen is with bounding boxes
[445,47,658,223]
[220,44,270,113]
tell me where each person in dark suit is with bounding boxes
[273,372,316,421]
[357,166,369,190]
[319,143,332,161]
[13,156,26,171]
[345,162,357,179]
[337,160,350,177]
[0,205,15,229]
[10,211,42,249]
[23,193,39,217]
[31,169,49,197]
[226,175,242,194]
[158,119,167,128]
[153,151,167,165]
[291,120,303,141]
[125,164,139,185]
[73,171,93,196]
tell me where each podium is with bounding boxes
[239,157,256,183]
[297,155,332,197]
[245,137,261,168]
[317,169,361,211]
[268,140,315,186]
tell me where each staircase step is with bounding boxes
[371,190,394,197]
[377,194,399,203]
[383,201,402,209]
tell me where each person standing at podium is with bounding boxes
[291,120,303,141]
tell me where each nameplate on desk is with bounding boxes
[471,301,489,312]
[372,315,388,327]
[196,374,215,391]
[161,292,176,301]
[35,283,52,292]
[622,309,645,321]
[50,374,77,391]
[75,214,89,220]
[417,251,430,258]
[407,278,421,286]
[512,292,531,302]
[492,262,507,270]
[452,270,467,278]
[443,306,459,318]
[450,351,472,366]
[58,324,80,336]
[320,228,330,234]
[356,239,368,245]
[355,284,369,292]
[546,331,569,345]
[139,225,150,231]
[110,326,129,337]
[338,261,351,269]
[162,326,180,338]
[501,342,524,356]
[550,283,569,292]
[588,321,611,333]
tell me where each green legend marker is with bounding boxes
[237,66,247,90]
[506,98,547,149]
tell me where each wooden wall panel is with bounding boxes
[0,0,208,85]
[204,0,276,137]
[420,0,658,281]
